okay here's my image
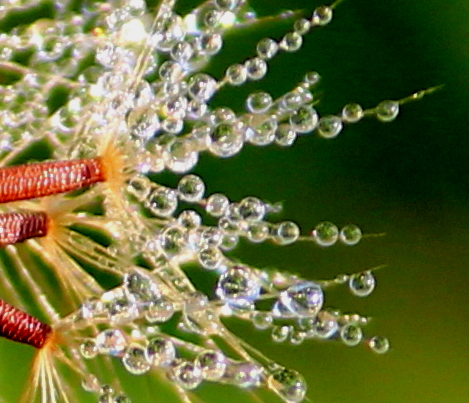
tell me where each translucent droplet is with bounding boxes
[82,374,100,392]
[244,57,267,80]
[312,6,333,26]
[273,221,300,245]
[289,105,318,133]
[216,266,261,307]
[268,368,307,403]
[317,115,343,139]
[340,324,363,347]
[274,281,323,318]
[145,337,176,367]
[147,188,178,217]
[257,37,278,59]
[198,246,223,270]
[163,139,198,173]
[171,360,203,390]
[178,174,205,202]
[209,121,245,157]
[188,73,217,101]
[80,339,98,359]
[275,124,297,147]
[376,100,399,122]
[122,344,151,375]
[123,270,160,304]
[159,226,185,258]
[311,221,339,246]
[206,193,230,217]
[312,311,339,339]
[368,335,390,354]
[251,311,273,330]
[271,325,291,343]
[225,63,247,86]
[196,350,227,381]
[342,103,364,123]
[96,329,127,356]
[145,297,175,323]
[339,224,362,246]
[349,271,376,297]
[247,221,270,243]
[238,196,266,221]
[246,91,273,114]
[177,210,201,229]
[224,362,262,388]
[280,32,303,52]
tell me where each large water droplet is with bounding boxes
[274,281,323,318]
[268,368,307,403]
[349,271,376,297]
[122,344,151,375]
[216,266,261,307]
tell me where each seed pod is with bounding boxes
[0,298,52,349]
[0,211,48,247]
[0,157,105,203]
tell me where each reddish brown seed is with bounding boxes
[0,298,52,349]
[0,211,48,247]
[0,157,105,203]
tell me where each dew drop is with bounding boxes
[122,344,151,375]
[368,335,390,354]
[216,266,261,307]
[268,368,307,403]
[376,100,399,122]
[145,337,176,367]
[340,324,363,347]
[349,271,376,297]
[311,221,339,246]
[339,224,362,246]
[196,350,227,381]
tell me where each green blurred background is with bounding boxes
[1,0,468,402]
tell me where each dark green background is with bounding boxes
[0,0,468,402]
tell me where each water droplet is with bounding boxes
[312,6,333,26]
[196,350,227,381]
[268,368,307,403]
[349,271,376,297]
[96,329,127,356]
[238,196,266,221]
[289,105,318,133]
[340,324,363,347]
[80,339,98,359]
[145,337,176,367]
[312,311,338,339]
[274,281,323,318]
[257,37,278,60]
[206,193,230,217]
[145,297,175,323]
[339,224,362,246]
[271,325,291,343]
[317,115,343,139]
[251,311,273,330]
[368,335,390,354]
[311,221,339,246]
[246,91,273,114]
[342,103,364,123]
[224,362,262,388]
[122,344,151,375]
[376,100,399,122]
[177,174,205,202]
[171,360,203,390]
[216,266,261,307]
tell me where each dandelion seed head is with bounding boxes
[0,0,435,402]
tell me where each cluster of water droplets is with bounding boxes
[0,0,409,402]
